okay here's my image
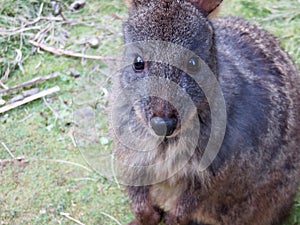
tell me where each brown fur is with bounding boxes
[111,0,300,224]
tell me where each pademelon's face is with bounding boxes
[119,1,216,138]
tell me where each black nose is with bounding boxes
[150,117,177,137]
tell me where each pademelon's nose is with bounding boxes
[150,116,177,137]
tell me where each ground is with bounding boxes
[0,0,299,224]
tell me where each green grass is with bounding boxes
[221,0,300,66]
[0,0,299,224]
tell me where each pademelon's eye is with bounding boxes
[133,55,145,72]
[187,56,201,73]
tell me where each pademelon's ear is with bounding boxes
[123,0,148,8]
[189,0,223,16]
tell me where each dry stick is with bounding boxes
[0,80,8,90]
[31,158,93,173]
[100,212,122,225]
[1,142,15,158]
[0,157,26,167]
[25,16,64,27]
[0,86,60,114]
[29,40,120,61]
[0,26,42,36]
[0,72,60,95]
[1,67,10,82]
[60,212,86,225]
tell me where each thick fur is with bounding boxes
[111,0,300,225]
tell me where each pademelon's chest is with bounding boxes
[149,182,187,212]
[149,182,222,225]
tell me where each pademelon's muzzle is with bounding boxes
[133,96,183,137]
[150,116,177,137]
[147,97,180,137]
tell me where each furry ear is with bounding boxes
[189,0,223,16]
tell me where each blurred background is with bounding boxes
[0,0,299,224]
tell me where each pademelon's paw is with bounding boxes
[131,203,163,225]
[164,212,189,225]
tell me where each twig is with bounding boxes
[26,16,64,26]
[18,157,93,173]
[33,23,52,43]
[29,40,120,61]
[0,26,42,36]
[39,159,93,173]
[0,86,60,114]
[2,67,11,82]
[15,49,24,74]
[0,156,26,168]
[18,113,33,123]
[100,212,122,225]
[42,96,59,127]
[74,137,104,176]
[0,80,8,90]
[69,128,77,147]
[43,97,59,121]
[0,72,60,95]
[60,212,86,225]
[1,142,15,158]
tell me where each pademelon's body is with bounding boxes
[111,1,300,224]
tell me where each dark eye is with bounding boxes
[187,56,201,73]
[133,55,145,72]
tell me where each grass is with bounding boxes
[0,0,299,224]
